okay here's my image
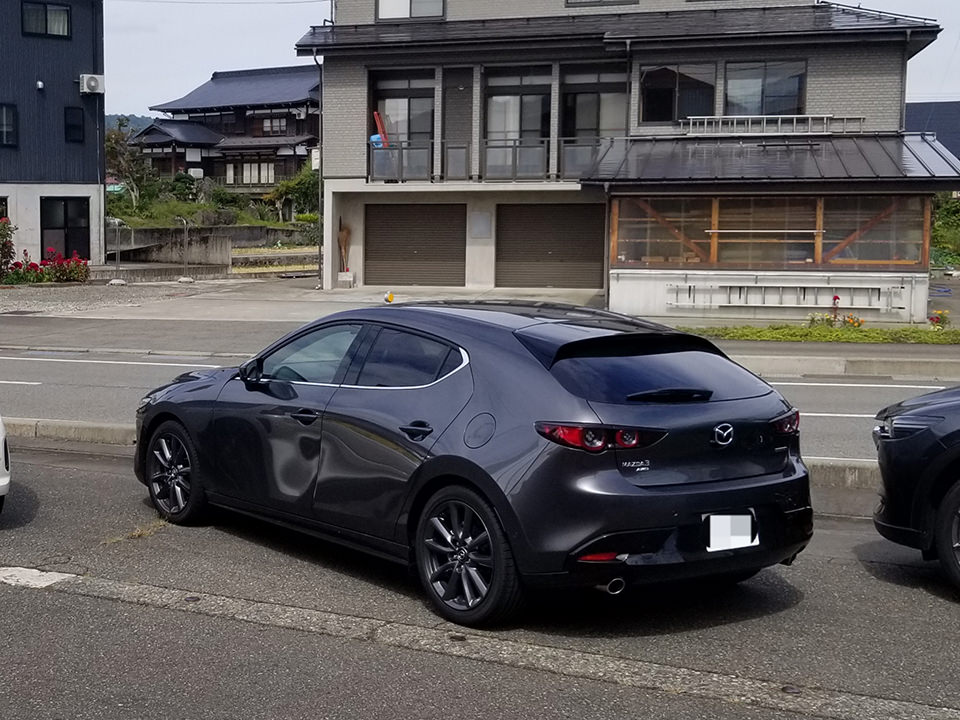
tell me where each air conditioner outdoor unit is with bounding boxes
[79,74,105,94]
[293,108,307,120]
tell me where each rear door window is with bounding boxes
[550,349,771,403]
[355,327,457,388]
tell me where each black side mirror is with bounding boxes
[239,358,264,384]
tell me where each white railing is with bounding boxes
[681,115,866,136]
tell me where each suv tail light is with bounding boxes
[772,410,800,435]
[535,423,665,453]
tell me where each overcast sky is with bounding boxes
[104,0,960,116]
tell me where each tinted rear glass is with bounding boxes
[550,350,771,403]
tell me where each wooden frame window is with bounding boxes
[611,195,929,271]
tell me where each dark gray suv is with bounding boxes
[135,302,812,626]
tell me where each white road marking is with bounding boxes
[0,355,218,369]
[802,413,876,419]
[0,567,76,588]
[806,456,877,463]
[0,380,42,386]
[773,381,946,390]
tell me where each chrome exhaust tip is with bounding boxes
[604,577,626,595]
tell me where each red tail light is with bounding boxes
[535,423,665,452]
[772,410,800,435]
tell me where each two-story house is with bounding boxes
[133,65,320,194]
[297,0,960,323]
[0,1,106,263]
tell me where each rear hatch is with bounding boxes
[542,332,795,487]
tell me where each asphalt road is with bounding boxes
[0,344,950,459]
[1,448,958,720]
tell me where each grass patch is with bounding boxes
[679,325,960,344]
[103,518,168,545]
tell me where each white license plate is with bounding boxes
[703,513,759,552]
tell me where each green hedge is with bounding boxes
[679,325,960,344]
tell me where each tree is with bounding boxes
[105,116,157,211]
[265,164,320,220]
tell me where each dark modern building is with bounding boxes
[0,0,106,263]
[907,101,960,161]
[134,66,320,194]
[298,0,960,323]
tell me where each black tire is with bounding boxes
[0,495,5,514]
[145,420,207,524]
[415,486,523,627]
[934,480,960,593]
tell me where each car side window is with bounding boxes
[356,328,456,388]
[261,324,362,384]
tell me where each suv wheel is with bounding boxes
[934,480,960,593]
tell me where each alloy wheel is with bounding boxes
[148,433,192,516]
[421,500,494,611]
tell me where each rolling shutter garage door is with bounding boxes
[495,204,605,288]
[365,204,466,286]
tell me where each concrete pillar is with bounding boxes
[549,62,560,178]
[322,185,336,290]
[472,66,482,180]
[433,67,443,181]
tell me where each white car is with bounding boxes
[0,415,8,513]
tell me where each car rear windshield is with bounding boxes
[550,349,771,403]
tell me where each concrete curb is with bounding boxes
[5,417,880,518]
[0,344,251,359]
[730,354,960,381]
[6,417,136,446]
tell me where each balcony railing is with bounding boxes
[482,138,550,181]
[560,138,615,180]
[369,141,433,182]
[681,115,866,136]
[211,175,294,188]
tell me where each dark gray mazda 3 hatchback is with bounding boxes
[135,302,812,625]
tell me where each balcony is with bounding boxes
[681,115,866,136]
[366,137,621,182]
[481,139,550,181]
[211,175,294,189]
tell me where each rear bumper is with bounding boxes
[515,468,813,588]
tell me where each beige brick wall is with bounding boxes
[323,59,370,178]
[335,0,813,25]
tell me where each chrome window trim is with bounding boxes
[285,347,470,391]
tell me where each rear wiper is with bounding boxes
[626,388,713,402]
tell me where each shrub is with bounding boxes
[2,249,46,284]
[0,217,16,276]
[295,213,319,224]
[43,248,90,283]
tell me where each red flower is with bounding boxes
[930,316,941,324]
[0,218,9,224]
[12,261,22,269]
[832,295,840,302]
[40,260,49,267]
[27,262,39,271]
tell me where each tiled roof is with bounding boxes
[151,65,320,113]
[131,119,223,146]
[296,4,938,55]
[580,133,960,188]
[217,135,316,150]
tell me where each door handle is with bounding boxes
[290,409,320,426]
[399,421,433,441]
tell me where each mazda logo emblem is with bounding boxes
[713,423,735,447]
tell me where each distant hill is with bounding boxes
[106,114,155,132]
